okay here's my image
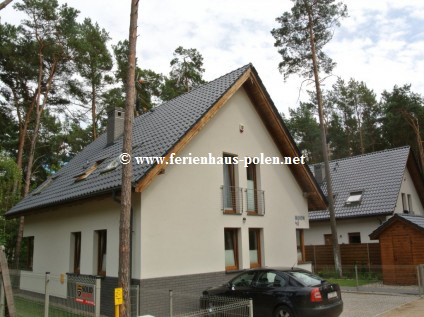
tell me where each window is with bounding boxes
[402,193,407,212]
[348,232,361,244]
[224,228,239,271]
[71,232,81,274]
[324,234,332,245]
[96,230,107,276]
[296,229,305,263]
[246,163,258,213]
[346,191,363,205]
[101,157,120,173]
[407,194,413,214]
[255,271,286,288]
[249,229,262,268]
[223,154,239,213]
[21,236,34,271]
[230,271,256,288]
[32,177,53,195]
[75,159,106,182]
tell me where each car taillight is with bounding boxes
[310,288,322,302]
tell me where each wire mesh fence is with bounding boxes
[312,264,424,296]
[7,270,100,317]
[139,288,252,317]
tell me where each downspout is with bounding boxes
[113,190,134,282]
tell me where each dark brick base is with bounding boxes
[99,271,239,317]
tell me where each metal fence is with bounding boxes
[312,264,424,296]
[139,288,252,317]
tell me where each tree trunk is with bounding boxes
[119,0,139,316]
[91,83,97,140]
[0,0,13,10]
[304,0,342,277]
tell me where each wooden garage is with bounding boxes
[369,214,424,285]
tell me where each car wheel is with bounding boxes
[274,305,295,317]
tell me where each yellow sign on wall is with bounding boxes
[115,288,123,305]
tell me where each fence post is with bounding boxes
[355,265,359,292]
[44,272,50,317]
[248,299,253,317]
[0,277,5,317]
[95,277,101,317]
[366,244,371,273]
[169,290,173,317]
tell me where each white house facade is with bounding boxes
[8,64,326,316]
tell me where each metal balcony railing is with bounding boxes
[221,186,243,214]
[245,188,265,215]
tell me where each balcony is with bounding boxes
[221,186,265,215]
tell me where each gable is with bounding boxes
[7,64,326,217]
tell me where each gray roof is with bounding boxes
[309,146,411,221]
[369,213,424,239]
[7,64,252,216]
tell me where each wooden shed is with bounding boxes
[369,214,424,285]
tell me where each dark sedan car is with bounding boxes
[203,267,343,317]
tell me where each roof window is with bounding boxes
[74,159,105,182]
[101,156,120,174]
[32,177,53,195]
[345,191,363,205]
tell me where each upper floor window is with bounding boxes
[402,193,408,213]
[222,154,240,214]
[348,232,361,244]
[407,194,413,214]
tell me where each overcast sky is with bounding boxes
[2,0,424,116]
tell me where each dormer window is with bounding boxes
[101,157,120,174]
[346,191,363,205]
[75,159,105,182]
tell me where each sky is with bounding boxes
[2,0,424,116]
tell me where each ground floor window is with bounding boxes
[348,232,361,244]
[96,230,107,276]
[21,236,34,271]
[296,229,305,263]
[71,232,81,274]
[249,228,262,268]
[224,228,239,271]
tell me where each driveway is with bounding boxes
[340,292,418,317]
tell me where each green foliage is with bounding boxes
[271,0,347,80]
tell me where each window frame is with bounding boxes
[249,228,262,268]
[223,153,239,214]
[96,230,107,276]
[224,228,239,271]
[72,232,81,274]
[348,232,361,244]
[296,229,305,264]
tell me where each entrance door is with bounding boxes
[392,235,415,284]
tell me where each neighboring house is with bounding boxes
[369,213,424,285]
[304,146,424,246]
[7,64,327,316]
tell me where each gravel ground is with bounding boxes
[340,292,418,317]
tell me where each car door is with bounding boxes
[226,271,257,299]
[246,271,293,317]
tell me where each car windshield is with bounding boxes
[286,271,323,286]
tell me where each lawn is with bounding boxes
[15,296,91,317]
[327,278,377,287]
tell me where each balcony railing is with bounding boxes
[221,186,265,215]
[221,186,243,214]
[246,188,265,215]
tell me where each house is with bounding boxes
[6,64,327,316]
[369,213,424,285]
[304,146,424,247]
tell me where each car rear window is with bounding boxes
[286,271,323,286]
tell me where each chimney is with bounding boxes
[314,163,325,185]
[107,108,125,146]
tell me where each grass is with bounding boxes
[327,278,377,287]
[15,296,91,317]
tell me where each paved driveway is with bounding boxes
[340,292,418,317]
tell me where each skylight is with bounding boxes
[346,191,363,205]
[32,177,53,195]
[74,159,105,182]
[101,157,120,174]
